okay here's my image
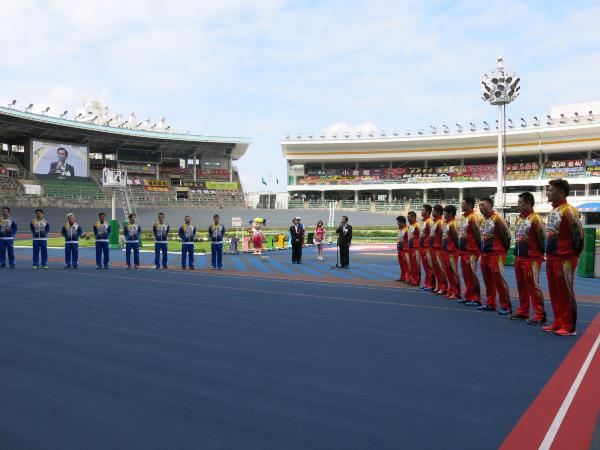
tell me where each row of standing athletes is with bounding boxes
[396,179,584,337]
[0,208,226,271]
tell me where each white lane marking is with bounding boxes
[538,330,600,450]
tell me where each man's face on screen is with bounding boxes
[57,149,67,162]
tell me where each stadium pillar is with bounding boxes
[388,189,392,202]
[423,189,428,203]
[321,191,325,202]
[459,188,463,204]
[354,190,359,203]
[193,151,197,182]
[229,156,233,182]
[155,164,160,180]
[111,189,116,221]
[496,103,505,209]
[585,184,590,197]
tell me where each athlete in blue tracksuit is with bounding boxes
[153,212,170,270]
[123,213,142,269]
[93,212,111,269]
[209,214,225,270]
[0,206,18,268]
[61,213,83,269]
[30,208,50,269]
[178,215,196,270]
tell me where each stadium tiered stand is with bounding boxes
[0,102,251,209]
[39,177,104,199]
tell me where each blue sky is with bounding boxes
[2,0,600,191]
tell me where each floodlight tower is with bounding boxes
[481,56,520,209]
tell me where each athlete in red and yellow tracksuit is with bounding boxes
[544,199,583,335]
[479,209,512,314]
[458,209,483,306]
[420,211,435,290]
[441,213,461,299]
[407,217,421,286]
[512,209,546,323]
[430,211,447,295]
[397,220,410,283]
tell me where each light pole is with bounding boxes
[481,56,520,209]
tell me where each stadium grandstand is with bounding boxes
[0,100,250,214]
[282,101,600,223]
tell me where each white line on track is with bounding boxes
[538,330,600,450]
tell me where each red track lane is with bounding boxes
[500,312,600,450]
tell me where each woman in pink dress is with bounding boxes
[314,220,325,261]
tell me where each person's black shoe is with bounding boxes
[527,318,547,325]
[508,314,528,321]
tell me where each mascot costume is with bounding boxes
[249,217,266,255]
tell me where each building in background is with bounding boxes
[282,101,600,222]
[0,100,251,213]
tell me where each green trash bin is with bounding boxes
[505,246,515,266]
[266,235,275,249]
[577,227,595,278]
[109,219,120,249]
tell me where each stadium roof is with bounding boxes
[0,106,251,160]
[281,119,600,163]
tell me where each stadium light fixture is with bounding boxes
[74,112,83,120]
[405,130,411,136]
[533,116,540,126]
[559,113,566,124]
[588,111,594,121]
[393,129,399,136]
[469,121,476,132]
[332,132,338,138]
[442,124,449,133]
[520,118,527,127]
[380,130,386,137]
[284,132,290,139]
[430,125,437,134]
[508,118,514,128]
[308,132,314,138]
[495,119,499,129]
[368,130,375,137]
[455,122,463,133]
[481,56,520,210]
[573,112,580,123]
[165,125,171,131]
[25,103,33,112]
[42,106,50,114]
[60,110,68,119]
[546,115,552,125]
[8,100,16,108]
[356,131,362,138]
[343,131,350,138]
[418,129,424,135]
[320,132,326,138]
[483,121,490,131]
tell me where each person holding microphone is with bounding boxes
[336,216,353,269]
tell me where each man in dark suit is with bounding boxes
[336,215,353,268]
[48,147,75,177]
[290,217,304,264]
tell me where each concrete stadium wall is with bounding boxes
[7,207,397,230]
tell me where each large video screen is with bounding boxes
[31,140,89,178]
